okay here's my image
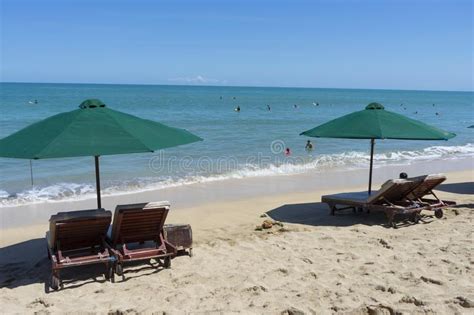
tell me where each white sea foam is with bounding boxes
[1,144,472,207]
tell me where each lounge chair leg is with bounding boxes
[115,263,125,281]
[108,265,115,283]
[411,213,421,224]
[386,210,396,228]
[435,209,443,219]
[163,256,171,269]
[105,262,110,281]
[50,270,61,290]
[189,248,193,257]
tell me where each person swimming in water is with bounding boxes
[285,148,291,156]
[267,105,271,111]
[293,104,298,109]
[235,106,241,112]
[305,140,314,152]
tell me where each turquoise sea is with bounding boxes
[0,83,473,206]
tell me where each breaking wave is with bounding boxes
[1,143,472,207]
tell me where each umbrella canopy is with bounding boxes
[301,102,455,193]
[0,99,202,159]
[301,102,455,140]
[0,99,203,207]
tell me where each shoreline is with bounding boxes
[2,144,472,209]
[1,157,472,244]
[1,157,472,230]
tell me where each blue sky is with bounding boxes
[1,0,472,91]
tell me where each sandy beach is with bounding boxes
[1,162,473,314]
[2,0,473,313]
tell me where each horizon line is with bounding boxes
[1,81,473,93]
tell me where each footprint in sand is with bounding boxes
[400,295,425,306]
[420,275,443,285]
[454,296,474,308]
[301,258,313,264]
[378,238,393,249]
[27,298,52,308]
[281,306,305,315]
[277,268,289,275]
[245,285,268,295]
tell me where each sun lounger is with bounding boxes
[407,174,456,218]
[322,179,425,227]
[106,201,177,280]
[46,209,114,290]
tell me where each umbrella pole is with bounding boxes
[94,155,102,209]
[368,139,375,195]
[29,160,34,186]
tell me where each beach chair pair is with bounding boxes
[321,174,455,227]
[46,201,176,290]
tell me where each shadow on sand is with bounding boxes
[266,202,432,228]
[0,238,50,290]
[0,238,166,292]
[436,182,474,195]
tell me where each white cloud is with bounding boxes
[168,75,223,84]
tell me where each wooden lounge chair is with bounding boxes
[106,201,177,280]
[322,179,425,227]
[407,174,456,218]
[46,209,114,290]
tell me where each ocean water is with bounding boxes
[0,83,473,206]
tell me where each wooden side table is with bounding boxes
[164,224,193,257]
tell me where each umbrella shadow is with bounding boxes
[436,182,474,195]
[266,202,431,228]
[0,238,110,292]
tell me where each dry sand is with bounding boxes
[0,169,473,314]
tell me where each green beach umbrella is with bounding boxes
[300,102,455,194]
[0,99,203,207]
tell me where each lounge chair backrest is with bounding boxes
[367,179,420,204]
[407,174,446,199]
[110,201,170,245]
[48,209,112,251]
